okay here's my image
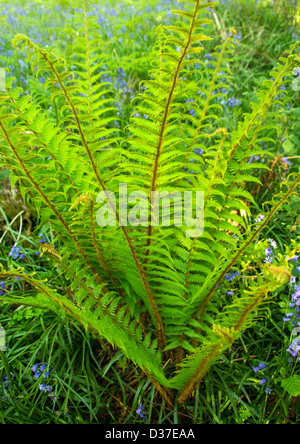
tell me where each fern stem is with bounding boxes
[177,344,220,405]
[89,199,121,289]
[146,0,201,249]
[143,368,174,408]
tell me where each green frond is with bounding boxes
[1,0,300,408]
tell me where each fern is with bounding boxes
[0,0,300,407]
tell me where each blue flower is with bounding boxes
[253,363,267,373]
[268,239,277,249]
[282,157,292,167]
[136,403,144,415]
[31,362,51,379]
[0,282,5,295]
[39,384,53,393]
[227,97,240,108]
[224,270,239,282]
[255,215,265,224]
[9,246,21,259]
[193,148,204,155]
[136,403,147,421]
[31,364,39,372]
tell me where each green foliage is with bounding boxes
[0,0,300,406]
[281,375,300,397]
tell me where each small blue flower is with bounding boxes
[39,384,53,393]
[38,234,48,244]
[282,157,292,167]
[253,363,267,373]
[32,363,51,380]
[136,403,147,421]
[136,403,144,415]
[0,282,5,295]
[9,246,21,260]
[259,379,267,385]
[31,364,39,372]
[255,215,265,224]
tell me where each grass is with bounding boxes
[0,0,300,424]
[1,300,300,423]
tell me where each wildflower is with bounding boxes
[292,285,300,302]
[283,313,294,322]
[227,97,240,108]
[136,403,147,421]
[31,364,39,372]
[38,234,48,244]
[255,215,265,224]
[259,379,267,385]
[253,363,267,373]
[193,148,204,155]
[225,270,239,282]
[0,282,5,295]
[9,246,21,260]
[265,387,272,395]
[136,403,144,415]
[31,363,51,379]
[234,32,242,43]
[287,339,300,358]
[264,256,273,264]
[264,247,274,264]
[39,384,53,393]
[1,373,15,393]
[282,157,292,167]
